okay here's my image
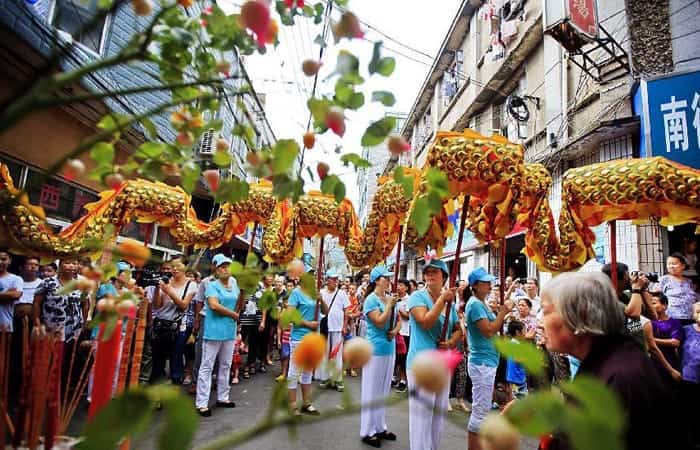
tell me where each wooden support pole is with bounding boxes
[440,196,470,343]
[314,236,325,321]
[610,220,618,292]
[389,227,404,330]
[499,238,507,305]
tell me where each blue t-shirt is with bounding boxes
[363,292,397,356]
[506,339,526,384]
[406,289,459,369]
[204,278,240,341]
[465,296,499,368]
[96,283,118,300]
[288,287,317,342]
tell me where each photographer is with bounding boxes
[602,263,657,351]
[149,259,196,384]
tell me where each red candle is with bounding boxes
[88,321,122,421]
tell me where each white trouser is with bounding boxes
[315,331,344,381]
[196,339,234,408]
[467,362,498,433]
[360,353,395,438]
[287,339,313,390]
[408,369,450,450]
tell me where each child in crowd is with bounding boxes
[650,292,683,382]
[276,322,291,382]
[231,333,243,385]
[505,321,528,399]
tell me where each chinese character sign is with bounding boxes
[569,0,598,39]
[642,70,700,169]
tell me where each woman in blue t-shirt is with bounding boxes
[195,255,240,417]
[464,267,512,450]
[360,265,401,448]
[406,259,462,450]
[286,279,328,416]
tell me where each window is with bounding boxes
[52,0,108,54]
[24,169,99,222]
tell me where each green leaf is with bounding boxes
[157,387,197,450]
[272,139,300,175]
[137,142,165,158]
[213,150,232,168]
[425,167,450,198]
[258,289,278,312]
[559,376,625,431]
[494,337,546,376]
[410,197,431,235]
[90,142,115,165]
[229,261,262,297]
[361,116,396,147]
[279,308,303,329]
[97,113,129,133]
[233,124,256,149]
[393,167,414,200]
[215,178,250,203]
[505,391,566,436]
[368,41,396,76]
[307,97,332,127]
[371,90,396,106]
[140,117,158,139]
[180,162,200,193]
[340,153,372,170]
[313,34,327,47]
[77,390,152,450]
[334,50,360,77]
[272,174,304,202]
[299,272,318,299]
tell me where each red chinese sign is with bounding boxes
[39,184,60,211]
[569,0,598,39]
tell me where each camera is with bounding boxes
[136,266,172,288]
[518,277,528,284]
[631,271,659,283]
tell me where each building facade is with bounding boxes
[0,0,275,265]
[400,0,700,284]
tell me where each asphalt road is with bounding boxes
[128,363,539,450]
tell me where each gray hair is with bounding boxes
[542,272,625,336]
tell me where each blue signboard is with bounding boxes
[635,70,700,168]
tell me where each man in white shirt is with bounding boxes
[318,270,349,392]
[524,277,542,318]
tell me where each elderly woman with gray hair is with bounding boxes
[541,272,679,450]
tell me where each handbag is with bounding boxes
[319,289,340,337]
[152,281,191,341]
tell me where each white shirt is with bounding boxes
[398,295,410,336]
[321,287,349,332]
[19,278,42,305]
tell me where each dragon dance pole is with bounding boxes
[314,236,325,321]
[389,226,404,330]
[440,196,470,343]
[610,220,618,292]
[499,238,507,305]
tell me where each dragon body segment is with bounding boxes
[2,130,699,272]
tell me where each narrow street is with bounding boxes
[131,364,538,450]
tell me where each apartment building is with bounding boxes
[400,0,700,283]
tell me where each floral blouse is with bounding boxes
[37,276,84,342]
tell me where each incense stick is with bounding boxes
[0,330,10,446]
[117,319,135,394]
[60,345,95,434]
[45,335,64,450]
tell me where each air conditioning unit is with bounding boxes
[197,129,215,155]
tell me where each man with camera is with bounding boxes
[602,263,658,351]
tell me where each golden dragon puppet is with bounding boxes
[1,129,699,272]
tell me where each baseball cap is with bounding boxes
[423,259,449,278]
[468,267,496,286]
[370,265,394,283]
[212,253,232,268]
[116,261,132,274]
[325,269,340,279]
